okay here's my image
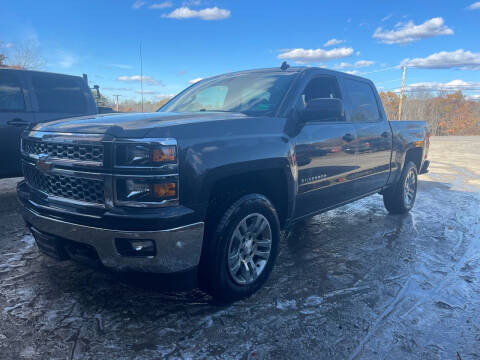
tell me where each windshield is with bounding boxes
[160,72,297,116]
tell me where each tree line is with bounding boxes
[379,91,480,136]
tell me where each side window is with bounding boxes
[299,76,342,108]
[31,75,87,114]
[0,72,26,111]
[344,79,380,122]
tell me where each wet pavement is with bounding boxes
[1,136,479,359]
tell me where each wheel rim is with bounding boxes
[403,168,417,207]
[227,213,272,285]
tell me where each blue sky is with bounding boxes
[2,0,480,102]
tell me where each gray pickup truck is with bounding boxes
[17,65,429,301]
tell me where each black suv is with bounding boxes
[0,68,97,178]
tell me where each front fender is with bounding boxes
[179,136,297,221]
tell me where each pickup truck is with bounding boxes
[0,68,98,178]
[17,65,430,301]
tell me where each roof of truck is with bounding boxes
[0,66,84,79]
[200,65,372,83]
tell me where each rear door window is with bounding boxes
[31,74,87,114]
[0,72,26,111]
[344,79,380,122]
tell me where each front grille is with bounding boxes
[23,164,104,204]
[22,139,104,164]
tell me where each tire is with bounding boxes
[199,194,280,302]
[383,161,418,214]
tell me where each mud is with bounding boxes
[1,136,479,359]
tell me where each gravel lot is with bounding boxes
[1,136,479,360]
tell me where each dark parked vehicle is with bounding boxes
[0,68,97,178]
[17,66,430,301]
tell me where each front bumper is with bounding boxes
[21,205,204,273]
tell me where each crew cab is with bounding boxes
[0,68,97,178]
[17,66,429,301]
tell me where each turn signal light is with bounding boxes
[153,182,177,198]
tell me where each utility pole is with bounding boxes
[140,41,144,113]
[113,94,121,112]
[398,66,407,121]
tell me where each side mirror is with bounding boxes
[299,98,345,122]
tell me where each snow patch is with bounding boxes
[276,299,297,310]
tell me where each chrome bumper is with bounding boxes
[21,206,204,273]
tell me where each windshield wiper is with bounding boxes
[199,109,232,113]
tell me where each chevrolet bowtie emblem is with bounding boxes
[35,155,52,174]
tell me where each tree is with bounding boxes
[0,41,8,66]
[379,91,399,120]
[11,39,45,70]
[437,92,479,135]
[380,90,480,135]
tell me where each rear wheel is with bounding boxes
[383,161,418,214]
[199,194,280,302]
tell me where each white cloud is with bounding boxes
[334,62,352,69]
[117,75,161,85]
[149,1,172,9]
[136,90,158,94]
[345,70,359,75]
[354,60,375,68]
[189,77,203,84]
[183,0,202,6]
[110,64,132,69]
[57,51,77,68]
[2,42,13,48]
[467,94,480,100]
[163,7,230,20]
[324,38,345,47]
[404,80,480,92]
[381,14,393,22]
[132,0,145,9]
[278,47,354,64]
[334,60,374,69]
[103,87,132,91]
[373,17,453,44]
[467,2,480,10]
[401,49,480,70]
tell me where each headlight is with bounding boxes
[116,142,176,167]
[116,178,178,205]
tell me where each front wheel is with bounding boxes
[199,194,280,302]
[383,161,418,214]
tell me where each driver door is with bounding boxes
[294,74,358,218]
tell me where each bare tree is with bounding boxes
[0,41,8,66]
[11,39,45,70]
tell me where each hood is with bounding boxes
[32,111,248,138]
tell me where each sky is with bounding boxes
[2,0,480,102]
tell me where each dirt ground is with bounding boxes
[1,136,479,360]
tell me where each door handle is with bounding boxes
[381,131,390,138]
[7,118,29,127]
[342,133,355,142]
